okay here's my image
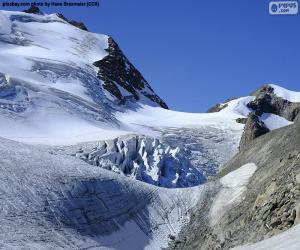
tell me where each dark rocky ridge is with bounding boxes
[56,13,88,31]
[239,113,270,151]
[168,122,300,250]
[93,37,168,109]
[23,6,43,15]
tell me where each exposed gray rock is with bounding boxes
[239,113,269,151]
[207,97,237,113]
[56,13,88,31]
[23,6,43,15]
[238,84,300,151]
[236,117,248,124]
[93,37,168,108]
[248,85,300,122]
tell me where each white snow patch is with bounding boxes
[232,223,300,250]
[270,84,300,103]
[210,163,257,226]
[0,12,11,34]
[117,96,254,134]
[0,113,129,145]
[260,113,293,130]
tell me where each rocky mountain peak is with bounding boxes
[93,36,168,109]
[239,112,270,151]
[56,13,88,31]
[23,6,43,15]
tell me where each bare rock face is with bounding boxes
[23,6,43,15]
[295,112,300,124]
[248,85,300,122]
[56,13,88,31]
[93,37,168,108]
[238,85,300,151]
[239,113,270,151]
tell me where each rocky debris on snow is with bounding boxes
[239,113,269,151]
[93,37,168,108]
[57,13,88,31]
[236,118,248,124]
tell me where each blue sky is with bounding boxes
[3,0,300,112]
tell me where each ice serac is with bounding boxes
[93,36,168,109]
[72,135,206,188]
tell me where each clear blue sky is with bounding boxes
[3,0,300,112]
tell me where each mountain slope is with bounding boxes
[0,9,167,144]
[168,119,300,250]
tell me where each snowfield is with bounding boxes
[270,84,300,103]
[232,223,300,250]
[210,163,257,226]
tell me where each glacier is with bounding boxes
[0,8,299,250]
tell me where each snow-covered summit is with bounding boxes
[0,9,169,143]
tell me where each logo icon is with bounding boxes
[269,1,298,15]
[271,3,278,12]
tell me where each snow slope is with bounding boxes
[260,113,293,131]
[0,10,169,145]
[0,136,204,250]
[232,223,300,250]
[210,163,257,226]
[270,84,300,103]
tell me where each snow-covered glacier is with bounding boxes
[0,136,205,249]
[0,9,254,187]
[0,8,299,250]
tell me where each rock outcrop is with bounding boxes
[23,6,43,15]
[239,113,270,151]
[93,37,168,108]
[57,13,88,31]
[238,85,300,150]
[248,85,300,122]
[207,97,237,113]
